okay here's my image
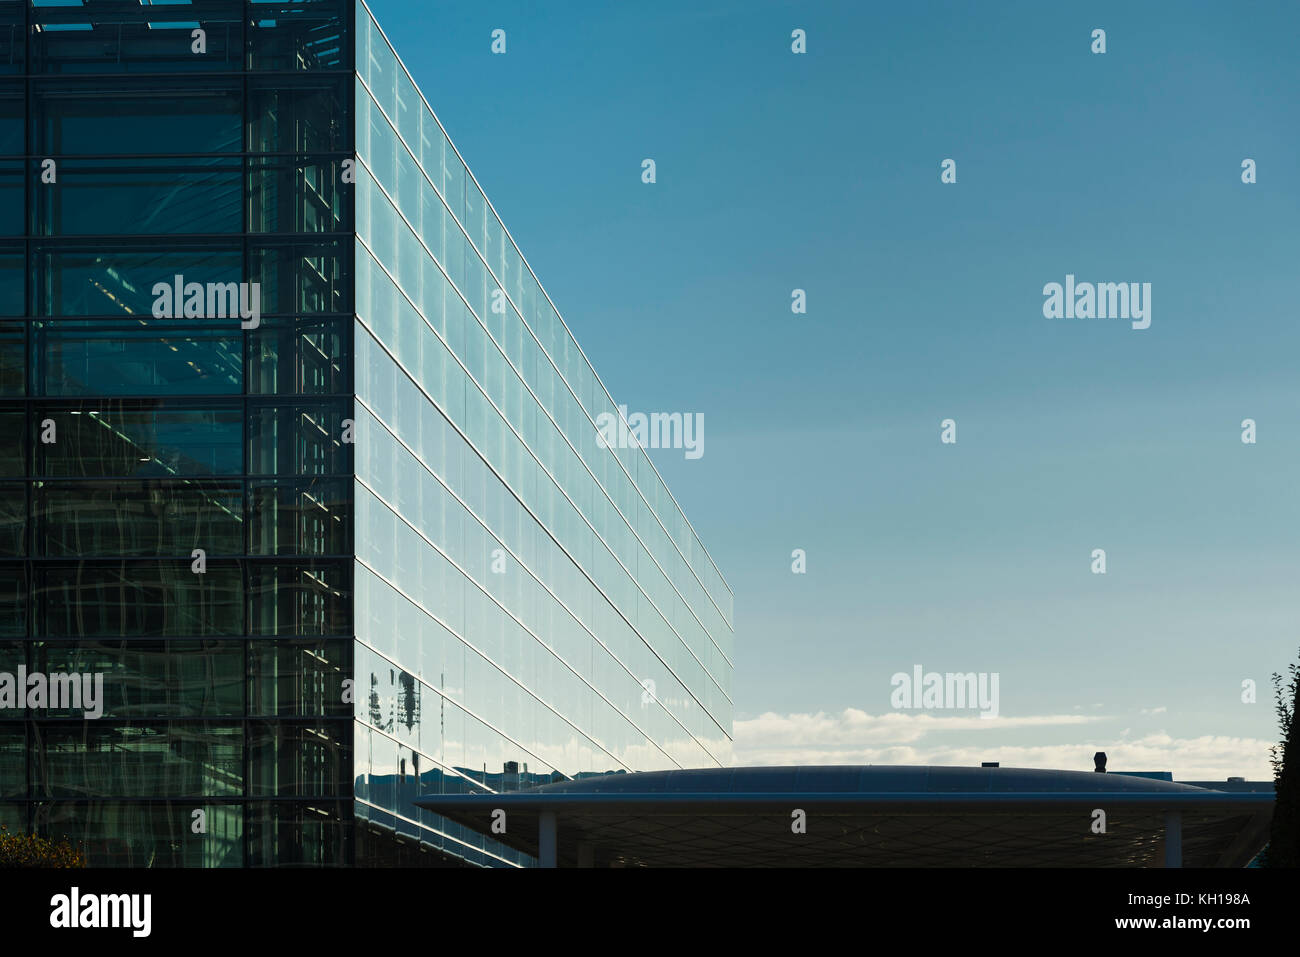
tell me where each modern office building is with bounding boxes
[0,0,734,867]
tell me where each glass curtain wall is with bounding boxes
[0,0,355,867]
[351,0,734,867]
[0,0,734,868]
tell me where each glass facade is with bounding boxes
[0,0,355,868]
[0,0,732,867]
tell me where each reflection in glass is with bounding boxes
[247,317,348,395]
[247,0,348,73]
[34,721,243,798]
[33,80,242,155]
[35,480,243,557]
[37,402,243,478]
[250,477,351,556]
[35,560,243,638]
[249,559,351,636]
[248,400,351,477]
[34,639,245,719]
[35,319,242,397]
[34,157,241,236]
[34,242,242,317]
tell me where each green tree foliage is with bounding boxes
[1266,648,1300,867]
[0,826,87,868]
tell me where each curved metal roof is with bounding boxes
[413,765,1274,867]
[523,765,1214,796]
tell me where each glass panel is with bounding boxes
[0,243,22,316]
[33,79,243,155]
[248,559,351,636]
[34,241,242,317]
[0,716,21,798]
[249,477,351,556]
[34,639,245,719]
[248,155,350,235]
[0,482,22,556]
[363,87,394,198]
[34,319,242,396]
[33,722,243,798]
[247,76,348,153]
[0,9,23,76]
[29,6,241,74]
[0,564,23,636]
[443,151,464,228]
[394,61,420,160]
[248,400,352,476]
[36,401,244,477]
[34,800,244,868]
[0,89,18,153]
[248,638,352,717]
[35,480,243,557]
[362,7,394,117]
[249,720,350,797]
[0,160,19,236]
[0,318,22,394]
[0,410,20,477]
[34,560,244,638]
[247,317,349,395]
[418,180,444,268]
[250,237,352,316]
[462,181,485,260]
[245,800,350,866]
[33,156,241,236]
[247,0,348,72]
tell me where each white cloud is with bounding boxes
[735,708,1102,748]
[732,709,1272,780]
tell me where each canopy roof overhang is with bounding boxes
[415,766,1274,867]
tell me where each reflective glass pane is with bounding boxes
[248,638,352,717]
[247,317,349,395]
[247,76,347,153]
[248,559,351,636]
[34,560,244,638]
[35,480,243,557]
[29,7,241,74]
[34,722,243,798]
[33,79,242,155]
[249,477,351,556]
[35,319,242,396]
[36,402,243,477]
[34,242,242,318]
[35,639,245,719]
[249,155,351,235]
[248,0,348,72]
[34,157,241,236]
[247,400,351,476]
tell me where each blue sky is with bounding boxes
[367,0,1300,778]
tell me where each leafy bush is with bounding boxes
[0,826,87,868]
[1266,648,1300,867]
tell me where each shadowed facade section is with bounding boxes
[417,765,1274,867]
